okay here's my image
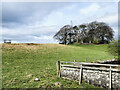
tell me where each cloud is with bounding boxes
[2,2,67,28]
[78,2,117,24]
[80,3,100,14]
[2,2,68,43]
[1,2,118,43]
[2,24,59,43]
[33,36,57,43]
[97,14,118,27]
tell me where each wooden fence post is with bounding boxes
[74,60,76,62]
[109,66,112,89]
[79,64,82,85]
[74,60,76,64]
[56,61,61,77]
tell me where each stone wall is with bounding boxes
[60,66,120,88]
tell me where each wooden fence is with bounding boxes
[56,61,120,88]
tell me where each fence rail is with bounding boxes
[61,64,120,72]
[60,61,120,67]
[56,61,120,89]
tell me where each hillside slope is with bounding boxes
[2,43,113,88]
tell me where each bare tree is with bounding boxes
[87,21,114,44]
[54,21,114,44]
[96,22,114,43]
[73,26,79,43]
[87,21,98,43]
[79,24,88,43]
[53,25,73,45]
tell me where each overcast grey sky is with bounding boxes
[1,2,118,43]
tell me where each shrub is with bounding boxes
[108,40,120,61]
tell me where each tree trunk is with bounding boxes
[102,36,104,44]
[77,36,79,43]
[89,41,91,43]
[64,32,67,45]
[69,35,71,44]
[81,40,83,43]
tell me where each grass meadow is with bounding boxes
[2,43,114,88]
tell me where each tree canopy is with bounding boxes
[54,21,114,45]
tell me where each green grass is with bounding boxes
[2,43,113,88]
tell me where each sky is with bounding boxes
[1,2,118,43]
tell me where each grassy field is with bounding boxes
[2,43,114,88]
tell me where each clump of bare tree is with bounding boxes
[54,21,114,45]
